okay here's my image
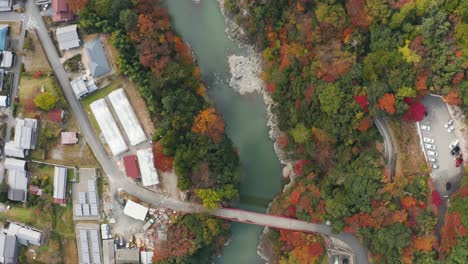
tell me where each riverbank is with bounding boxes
[217,0,298,262]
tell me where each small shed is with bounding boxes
[56,24,80,50]
[53,166,67,205]
[123,200,148,221]
[0,95,8,107]
[61,132,78,145]
[48,108,64,123]
[123,155,140,180]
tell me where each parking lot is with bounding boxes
[418,95,463,196]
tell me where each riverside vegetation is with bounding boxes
[224,0,467,263]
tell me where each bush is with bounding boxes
[34,92,57,111]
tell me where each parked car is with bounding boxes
[428,158,437,163]
[432,164,439,169]
[444,120,454,128]
[447,126,455,133]
[425,144,436,150]
[446,182,451,191]
[427,151,438,156]
[449,139,459,149]
[450,146,461,157]
[421,125,431,131]
[456,158,463,167]
[423,137,435,143]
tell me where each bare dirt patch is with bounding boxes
[121,79,155,136]
[389,119,429,176]
[22,30,51,73]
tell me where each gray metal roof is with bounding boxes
[102,239,115,264]
[7,223,42,246]
[56,24,80,50]
[116,249,139,264]
[1,235,18,264]
[53,166,67,201]
[70,78,88,99]
[137,148,159,186]
[3,141,25,158]
[13,118,38,150]
[84,38,110,78]
[0,0,12,12]
[77,226,102,264]
[6,167,28,202]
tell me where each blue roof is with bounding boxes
[0,25,9,51]
[84,38,111,78]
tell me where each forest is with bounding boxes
[225,0,467,263]
[75,0,240,261]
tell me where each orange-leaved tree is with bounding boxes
[378,93,396,114]
[192,108,225,143]
[67,0,88,14]
[153,141,174,172]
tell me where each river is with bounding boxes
[165,0,283,263]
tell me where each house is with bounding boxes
[70,77,98,99]
[6,223,42,246]
[53,166,67,205]
[5,158,28,202]
[0,233,18,264]
[84,38,111,78]
[13,118,38,150]
[115,249,139,264]
[52,0,73,22]
[0,24,9,50]
[48,108,64,123]
[61,131,78,145]
[0,50,13,68]
[56,24,80,50]
[123,200,148,221]
[0,0,12,12]
[123,155,140,180]
[136,148,159,186]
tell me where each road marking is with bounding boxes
[25,15,38,30]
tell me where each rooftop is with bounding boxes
[56,24,80,50]
[61,131,78,145]
[47,108,64,123]
[84,38,110,78]
[0,24,8,51]
[123,155,140,179]
[123,200,148,221]
[52,0,73,22]
[53,166,67,205]
[137,148,159,186]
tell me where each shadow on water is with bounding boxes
[165,0,283,263]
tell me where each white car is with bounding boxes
[423,137,434,144]
[444,120,454,128]
[449,139,459,149]
[428,158,437,163]
[425,144,436,150]
[432,164,439,169]
[427,151,438,156]
[447,126,455,133]
[420,125,431,131]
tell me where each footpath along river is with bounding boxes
[166,0,282,263]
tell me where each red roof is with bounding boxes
[52,0,74,22]
[123,155,140,179]
[48,108,64,122]
[29,185,39,195]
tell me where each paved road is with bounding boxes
[374,117,397,179]
[11,4,370,263]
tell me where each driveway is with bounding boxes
[419,95,463,197]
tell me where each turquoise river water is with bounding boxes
[166,0,283,263]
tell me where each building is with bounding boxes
[0,50,13,68]
[52,0,73,22]
[102,239,115,264]
[61,131,78,145]
[84,38,111,78]
[73,168,101,221]
[3,142,25,158]
[28,185,42,196]
[0,68,4,91]
[0,233,18,264]
[90,99,128,156]
[6,223,42,246]
[140,251,154,264]
[76,224,102,264]
[0,24,8,50]
[53,166,67,205]
[5,158,28,202]
[137,148,159,186]
[48,108,64,123]
[0,0,12,12]
[56,24,80,50]
[107,89,146,146]
[123,155,140,180]
[0,95,8,107]
[13,118,38,150]
[70,77,99,99]
[115,249,139,264]
[123,200,148,221]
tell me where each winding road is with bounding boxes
[1,3,373,263]
[374,117,397,179]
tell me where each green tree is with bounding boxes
[195,185,238,209]
[34,92,57,111]
[290,123,311,144]
[318,83,344,115]
[119,9,138,32]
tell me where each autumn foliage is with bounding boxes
[444,92,462,105]
[192,108,225,143]
[403,101,426,122]
[413,236,434,252]
[279,229,324,263]
[153,224,194,262]
[354,95,370,111]
[67,0,88,14]
[377,93,396,114]
[439,212,467,258]
[346,0,372,28]
[357,116,373,132]
[153,141,174,172]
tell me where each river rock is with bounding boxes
[228,54,264,95]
